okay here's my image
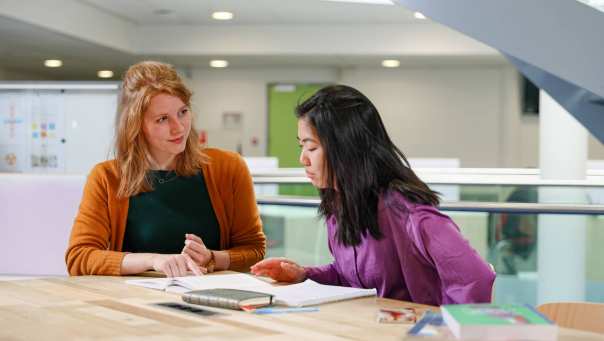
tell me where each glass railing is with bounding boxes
[252,168,604,205]
[253,169,604,306]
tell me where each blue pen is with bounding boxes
[252,307,320,314]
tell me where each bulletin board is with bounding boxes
[0,83,119,174]
[0,90,65,172]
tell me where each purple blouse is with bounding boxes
[305,190,495,306]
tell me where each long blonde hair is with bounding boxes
[115,61,207,198]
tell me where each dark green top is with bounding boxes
[122,170,220,254]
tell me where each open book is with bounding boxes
[126,273,376,307]
[262,279,377,307]
[125,273,269,294]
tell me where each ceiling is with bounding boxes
[80,0,417,25]
[0,15,136,80]
[0,0,502,80]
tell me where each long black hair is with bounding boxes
[295,85,440,247]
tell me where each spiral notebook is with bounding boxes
[126,273,376,307]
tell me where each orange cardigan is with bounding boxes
[65,148,266,275]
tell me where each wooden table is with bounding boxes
[0,275,602,340]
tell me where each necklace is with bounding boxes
[153,170,178,184]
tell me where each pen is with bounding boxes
[252,307,320,314]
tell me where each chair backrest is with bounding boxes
[537,302,604,334]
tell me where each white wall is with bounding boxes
[340,65,507,167]
[4,58,599,167]
[518,116,540,168]
[507,107,604,168]
[186,64,518,167]
[186,67,338,156]
[2,64,591,168]
[589,135,604,161]
[186,64,604,167]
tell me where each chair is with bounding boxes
[537,302,604,334]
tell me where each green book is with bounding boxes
[441,304,557,340]
[182,289,274,310]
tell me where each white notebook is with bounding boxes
[126,273,376,307]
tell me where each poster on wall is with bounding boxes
[0,92,30,172]
[30,92,65,173]
[1,84,119,174]
[0,90,66,173]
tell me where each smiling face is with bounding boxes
[142,93,191,169]
[297,117,329,189]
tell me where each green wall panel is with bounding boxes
[268,83,326,196]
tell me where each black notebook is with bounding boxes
[182,289,274,310]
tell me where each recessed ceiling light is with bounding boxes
[97,70,114,78]
[209,60,229,68]
[44,59,63,68]
[414,12,426,19]
[212,11,234,20]
[381,59,400,68]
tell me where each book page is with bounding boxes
[126,274,273,293]
[125,277,173,291]
[173,274,273,292]
[126,275,377,307]
[262,279,377,307]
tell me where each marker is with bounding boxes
[252,307,320,314]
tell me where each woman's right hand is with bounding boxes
[250,257,306,283]
[151,253,205,277]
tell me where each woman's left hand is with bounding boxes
[182,233,212,266]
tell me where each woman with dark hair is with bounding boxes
[251,85,495,305]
